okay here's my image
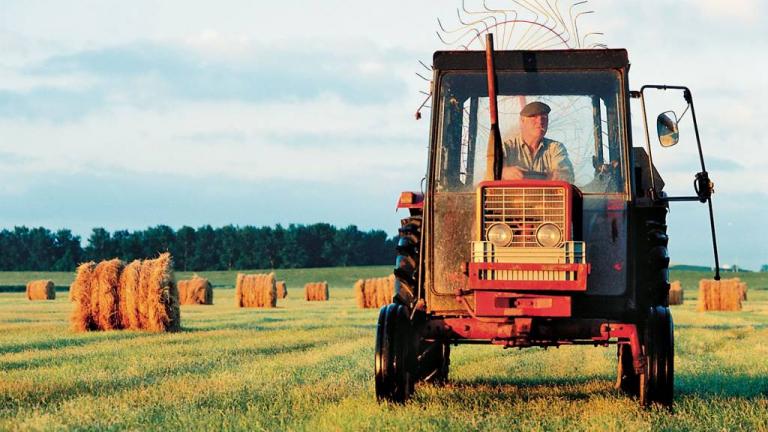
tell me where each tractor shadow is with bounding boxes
[425,373,617,403]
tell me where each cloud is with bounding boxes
[0,96,427,183]
[0,40,416,121]
[684,0,763,24]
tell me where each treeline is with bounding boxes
[0,224,396,272]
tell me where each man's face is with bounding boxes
[520,113,549,144]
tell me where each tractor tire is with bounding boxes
[643,219,670,307]
[616,343,640,397]
[375,303,414,403]
[394,217,422,307]
[639,306,674,407]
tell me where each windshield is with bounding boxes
[435,70,626,194]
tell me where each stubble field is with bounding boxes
[1,268,767,431]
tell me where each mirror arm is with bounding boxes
[640,85,721,281]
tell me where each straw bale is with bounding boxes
[668,280,683,306]
[119,260,142,329]
[277,280,288,299]
[354,279,366,308]
[305,281,329,301]
[26,280,55,301]
[70,262,97,332]
[143,253,180,332]
[235,273,245,307]
[178,277,213,305]
[697,278,743,312]
[92,259,124,330]
[236,273,276,308]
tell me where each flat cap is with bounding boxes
[520,101,551,117]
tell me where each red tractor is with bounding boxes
[375,38,719,407]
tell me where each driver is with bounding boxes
[501,101,575,183]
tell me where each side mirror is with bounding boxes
[657,111,680,147]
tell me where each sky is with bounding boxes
[1,0,766,270]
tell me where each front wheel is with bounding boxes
[375,304,414,403]
[639,306,674,407]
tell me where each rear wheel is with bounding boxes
[639,306,674,407]
[375,304,414,403]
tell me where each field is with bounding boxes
[1,268,767,431]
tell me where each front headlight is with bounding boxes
[536,223,562,247]
[487,223,513,247]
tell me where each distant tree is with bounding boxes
[761,264,768,273]
[51,229,82,271]
[85,228,117,262]
[174,226,196,271]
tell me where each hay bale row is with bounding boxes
[178,276,213,305]
[26,280,55,300]
[697,278,746,312]
[70,253,180,332]
[305,282,329,301]
[668,280,683,305]
[276,280,288,299]
[235,273,277,308]
[354,275,395,309]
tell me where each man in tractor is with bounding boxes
[501,101,575,183]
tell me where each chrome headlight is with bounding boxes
[487,223,513,247]
[536,223,562,247]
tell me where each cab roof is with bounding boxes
[433,49,629,72]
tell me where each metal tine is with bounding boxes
[501,10,523,50]
[510,1,541,49]
[457,6,495,37]
[418,59,433,71]
[515,0,565,49]
[483,0,520,50]
[436,25,484,48]
[539,0,571,46]
[568,1,589,47]
[420,90,431,96]
[581,32,603,48]
[437,16,473,35]
[548,0,572,37]
[415,72,431,82]
[573,10,594,49]
[524,23,568,49]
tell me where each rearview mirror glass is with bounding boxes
[657,111,679,147]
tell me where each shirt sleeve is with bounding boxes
[547,141,575,183]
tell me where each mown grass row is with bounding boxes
[0,271,767,430]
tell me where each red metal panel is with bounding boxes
[474,291,571,317]
[469,262,590,291]
[395,191,424,210]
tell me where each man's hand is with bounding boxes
[501,165,527,180]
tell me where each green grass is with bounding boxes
[1,269,767,431]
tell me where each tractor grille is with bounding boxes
[483,186,566,247]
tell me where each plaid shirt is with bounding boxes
[502,135,575,183]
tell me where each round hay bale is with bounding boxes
[26,280,55,301]
[119,260,142,330]
[668,281,683,306]
[144,253,180,332]
[354,279,366,308]
[70,262,97,332]
[277,280,288,299]
[178,277,213,305]
[92,259,124,330]
[235,273,245,307]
